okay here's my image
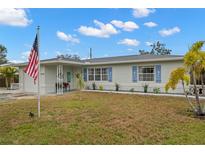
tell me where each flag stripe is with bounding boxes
[24,35,39,84]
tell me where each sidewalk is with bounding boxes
[83,89,205,100]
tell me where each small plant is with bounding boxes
[129,88,134,92]
[99,85,104,91]
[85,85,90,90]
[153,87,160,94]
[92,82,96,90]
[143,83,149,93]
[115,83,120,91]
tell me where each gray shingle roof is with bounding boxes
[13,54,184,66]
[82,54,183,63]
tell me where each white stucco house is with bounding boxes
[14,54,186,95]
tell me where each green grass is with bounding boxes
[0,91,205,144]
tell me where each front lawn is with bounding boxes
[0,91,205,144]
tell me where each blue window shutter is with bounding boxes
[155,65,161,83]
[132,65,137,82]
[108,67,112,82]
[83,68,87,81]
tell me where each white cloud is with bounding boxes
[118,38,140,46]
[145,41,153,46]
[56,51,62,56]
[111,20,139,32]
[57,31,80,43]
[133,8,155,18]
[0,8,31,27]
[128,48,133,51]
[78,20,118,38]
[159,26,181,37]
[144,22,157,27]
[21,51,30,60]
[9,60,24,63]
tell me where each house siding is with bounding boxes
[18,59,185,94]
[84,60,184,93]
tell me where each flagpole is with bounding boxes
[37,26,41,118]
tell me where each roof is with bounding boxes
[82,54,183,64]
[13,54,184,66]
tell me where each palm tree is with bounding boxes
[75,73,85,100]
[0,66,17,89]
[184,41,205,115]
[166,41,205,116]
[76,73,85,90]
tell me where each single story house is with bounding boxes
[14,54,189,95]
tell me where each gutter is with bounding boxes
[13,57,183,67]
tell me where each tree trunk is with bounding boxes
[201,74,205,96]
[182,80,196,112]
[5,77,8,89]
[193,71,203,115]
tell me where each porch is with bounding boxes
[44,63,82,95]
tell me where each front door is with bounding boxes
[67,72,71,83]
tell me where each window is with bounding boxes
[95,68,101,81]
[102,68,108,81]
[87,67,108,81]
[88,68,94,81]
[139,66,154,81]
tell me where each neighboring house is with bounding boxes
[14,54,185,95]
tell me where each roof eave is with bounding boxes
[84,57,184,65]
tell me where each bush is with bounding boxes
[99,85,104,91]
[129,88,134,92]
[85,85,90,90]
[115,83,120,91]
[92,82,96,90]
[153,87,160,94]
[143,83,149,93]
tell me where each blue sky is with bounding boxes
[0,8,205,63]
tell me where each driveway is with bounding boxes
[0,88,36,102]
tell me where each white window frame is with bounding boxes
[102,68,108,81]
[138,66,155,82]
[88,68,95,81]
[87,67,108,81]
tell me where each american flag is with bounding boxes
[24,34,39,84]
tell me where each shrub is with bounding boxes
[143,83,149,93]
[92,82,96,90]
[153,87,160,94]
[99,85,104,91]
[129,88,134,92]
[85,85,90,90]
[115,83,120,91]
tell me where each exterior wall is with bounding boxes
[44,65,82,94]
[19,64,82,94]
[84,60,184,94]
[18,60,184,94]
[19,65,46,94]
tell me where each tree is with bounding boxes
[57,54,80,60]
[183,41,205,115]
[139,41,172,55]
[165,67,197,112]
[165,41,205,116]
[75,73,85,90]
[75,73,85,100]
[150,41,172,55]
[138,50,150,55]
[0,66,17,89]
[0,44,7,64]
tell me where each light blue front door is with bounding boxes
[67,71,72,83]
